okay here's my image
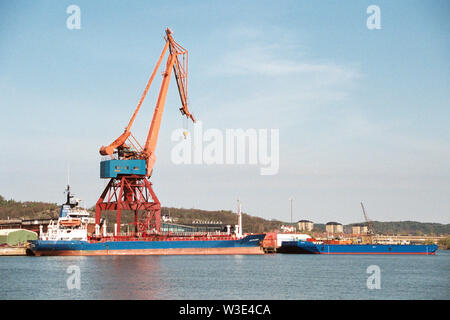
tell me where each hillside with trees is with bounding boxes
[0,195,58,220]
[1,195,448,235]
[347,221,450,236]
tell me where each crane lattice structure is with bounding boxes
[360,202,376,241]
[95,28,195,237]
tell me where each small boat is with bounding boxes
[59,219,81,227]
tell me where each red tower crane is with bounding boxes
[95,28,195,237]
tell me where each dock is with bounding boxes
[0,246,27,256]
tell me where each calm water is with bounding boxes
[1,251,449,299]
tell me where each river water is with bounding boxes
[1,251,448,299]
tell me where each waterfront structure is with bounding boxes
[326,222,343,234]
[0,229,37,246]
[280,225,295,233]
[297,220,314,232]
[0,218,53,234]
[161,222,225,233]
[352,225,368,235]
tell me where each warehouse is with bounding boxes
[0,229,37,246]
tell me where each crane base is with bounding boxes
[95,175,161,235]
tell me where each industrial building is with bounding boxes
[0,218,53,233]
[0,229,37,246]
[280,225,295,233]
[326,222,343,234]
[161,222,226,233]
[352,225,368,235]
[297,220,314,232]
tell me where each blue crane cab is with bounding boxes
[100,159,146,178]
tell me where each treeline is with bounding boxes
[347,221,450,236]
[0,195,59,220]
[1,195,448,235]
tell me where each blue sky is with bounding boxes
[0,0,449,224]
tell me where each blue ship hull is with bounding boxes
[29,234,266,256]
[278,241,438,255]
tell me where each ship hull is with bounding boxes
[278,241,438,255]
[29,234,266,256]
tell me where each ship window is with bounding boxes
[133,167,139,170]
[125,166,129,170]
[115,166,121,170]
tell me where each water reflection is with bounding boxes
[81,256,164,299]
[1,253,449,300]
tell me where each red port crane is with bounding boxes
[95,28,195,237]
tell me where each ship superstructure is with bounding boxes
[39,185,98,241]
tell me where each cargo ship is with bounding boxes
[28,186,265,256]
[278,240,438,255]
[29,234,265,256]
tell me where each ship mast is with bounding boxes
[236,199,243,238]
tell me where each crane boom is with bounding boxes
[98,28,195,177]
[361,202,375,235]
[143,50,177,175]
[142,28,195,175]
[99,41,169,157]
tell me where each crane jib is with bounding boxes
[98,28,195,179]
